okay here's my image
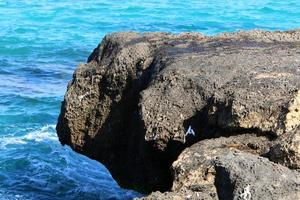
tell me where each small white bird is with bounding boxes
[185,125,195,136]
[184,125,195,143]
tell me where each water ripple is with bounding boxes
[1,0,300,199]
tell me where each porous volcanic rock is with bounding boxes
[57,30,300,194]
[141,134,299,199]
[142,134,300,200]
[270,127,300,169]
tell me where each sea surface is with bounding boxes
[0,0,299,199]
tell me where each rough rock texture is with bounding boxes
[142,152,300,199]
[56,30,300,196]
[141,135,300,199]
[170,134,272,192]
[270,127,300,169]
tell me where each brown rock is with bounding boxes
[57,30,300,193]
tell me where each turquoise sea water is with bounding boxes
[0,0,299,199]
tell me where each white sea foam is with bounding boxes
[0,124,58,149]
[23,124,58,142]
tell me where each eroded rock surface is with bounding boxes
[270,127,300,169]
[142,135,299,199]
[57,30,300,195]
[143,150,300,199]
[170,134,272,192]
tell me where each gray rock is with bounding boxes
[137,189,216,200]
[270,127,300,170]
[56,30,300,193]
[143,135,299,199]
[214,151,300,200]
[170,134,272,192]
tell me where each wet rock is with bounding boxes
[57,30,300,193]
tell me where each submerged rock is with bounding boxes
[56,30,300,196]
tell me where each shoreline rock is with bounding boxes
[56,30,300,198]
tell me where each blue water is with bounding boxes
[0,0,299,199]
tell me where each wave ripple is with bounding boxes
[1,0,300,199]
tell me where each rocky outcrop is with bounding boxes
[140,134,300,199]
[57,30,300,197]
[141,149,300,200]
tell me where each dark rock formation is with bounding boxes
[56,30,300,197]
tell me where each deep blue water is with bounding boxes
[0,0,300,199]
